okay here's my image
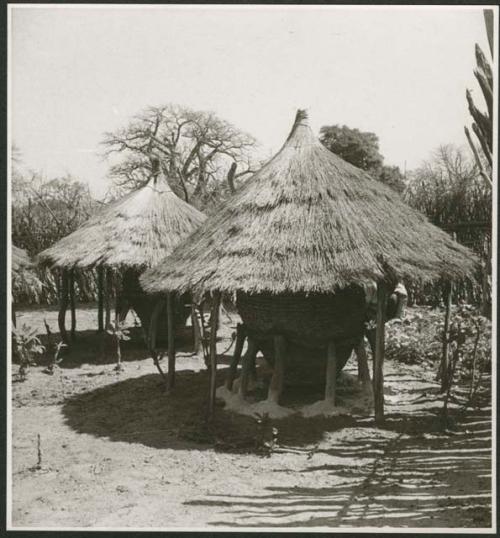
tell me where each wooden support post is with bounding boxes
[166,292,176,390]
[373,282,387,425]
[226,323,247,391]
[58,268,69,344]
[97,265,104,332]
[325,341,337,404]
[481,238,491,319]
[239,336,257,400]
[105,268,113,330]
[191,303,202,354]
[269,335,286,404]
[114,273,123,371]
[12,301,16,328]
[147,300,168,386]
[69,268,76,341]
[208,292,221,417]
[439,280,453,392]
[356,337,371,386]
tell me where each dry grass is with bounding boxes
[141,110,478,296]
[12,245,33,272]
[37,175,206,270]
[12,245,43,300]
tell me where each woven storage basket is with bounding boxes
[237,286,366,380]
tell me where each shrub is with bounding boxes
[12,323,45,380]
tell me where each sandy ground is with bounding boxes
[10,304,493,530]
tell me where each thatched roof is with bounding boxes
[141,110,478,295]
[12,245,33,273]
[37,174,206,270]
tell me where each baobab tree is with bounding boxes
[102,104,258,208]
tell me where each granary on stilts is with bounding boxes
[141,110,477,423]
[37,162,206,355]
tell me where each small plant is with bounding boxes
[440,305,491,417]
[12,323,45,381]
[106,319,130,372]
[385,307,442,365]
[254,412,278,457]
[42,320,67,375]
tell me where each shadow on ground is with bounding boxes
[187,405,492,528]
[35,328,198,368]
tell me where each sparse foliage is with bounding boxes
[12,166,100,305]
[404,145,491,228]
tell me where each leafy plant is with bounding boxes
[42,320,67,375]
[254,412,279,457]
[439,305,491,416]
[106,320,131,372]
[12,323,45,381]
[385,305,491,420]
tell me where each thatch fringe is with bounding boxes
[141,109,478,296]
[37,175,206,270]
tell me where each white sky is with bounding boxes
[10,5,494,198]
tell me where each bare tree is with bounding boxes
[102,104,258,207]
[404,145,490,227]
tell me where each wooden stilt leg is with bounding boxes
[438,280,453,391]
[208,291,221,418]
[114,273,123,371]
[374,282,388,425]
[166,292,176,390]
[325,340,337,404]
[58,269,69,344]
[97,265,104,332]
[268,335,286,404]
[147,300,167,386]
[226,323,246,391]
[69,268,76,341]
[356,337,371,385]
[104,268,113,330]
[239,336,257,400]
[191,303,202,354]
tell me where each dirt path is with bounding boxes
[10,306,492,530]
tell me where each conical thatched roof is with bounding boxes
[141,110,477,295]
[12,245,33,273]
[38,174,206,270]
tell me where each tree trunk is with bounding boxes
[227,162,237,194]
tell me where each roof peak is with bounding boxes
[284,108,318,147]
